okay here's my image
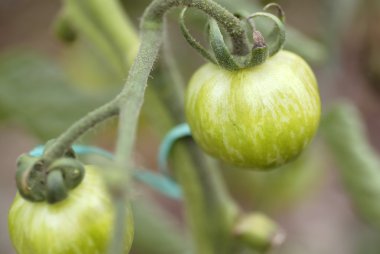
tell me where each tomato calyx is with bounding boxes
[15,143,85,204]
[180,3,287,71]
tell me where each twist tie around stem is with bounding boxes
[179,8,217,64]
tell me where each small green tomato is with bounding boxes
[185,50,321,169]
[8,165,134,254]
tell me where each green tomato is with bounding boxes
[8,165,134,254]
[185,50,321,169]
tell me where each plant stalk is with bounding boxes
[43,99,119,164]
[48,1,250,253]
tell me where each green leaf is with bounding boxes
[0,51,108,140]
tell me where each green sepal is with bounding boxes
[248,12,286,57]
[179,8,217,65]
[263,3,285,23]
[249,46,268,66]
[208,18,241,71]
[245,31,269,68]
[46,170,68,204]
[15,154,46,202]
[48,157,85,190]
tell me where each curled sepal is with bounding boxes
[179,8,217,65]
[16,154,46,202]
[245,31,269,67]
[46,170,68,204]
[48,158,85,190]
[208,18,241,71]
[263,3,286,23]
[248,12,286,57]
[234,213,285,252]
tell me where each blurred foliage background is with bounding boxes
[1,0,380,253]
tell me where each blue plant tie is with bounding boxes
[158,123,192,176]
[28,144,182,200]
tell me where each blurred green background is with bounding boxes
[1,0,380,253]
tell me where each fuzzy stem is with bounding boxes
[114,1,248,253]
[43,99,119,164]
[113,27,163,167]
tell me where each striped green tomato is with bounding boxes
[8,165,134,254]
[185,50,321,169]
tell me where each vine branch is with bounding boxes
[42,0,249,166]
[43,99,119,164]
[41,1,251,253]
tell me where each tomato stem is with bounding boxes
[42,99,119,164]
[40,1,254,253]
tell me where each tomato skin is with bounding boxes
[8,165,133,254]
[185,50,321,169]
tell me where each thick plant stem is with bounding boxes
[110,28,163,254]
[112,0,249,252]
[113,28,163,166]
